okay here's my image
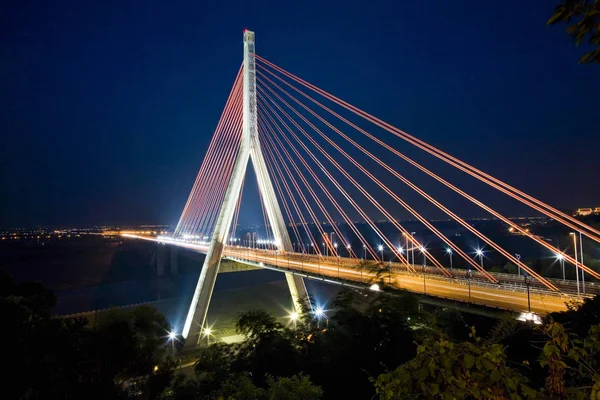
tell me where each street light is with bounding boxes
[314,307,326,328]
[524,274,531,313]
[378,245,384,262]
[570,232,580,296]
[467,268,472,302]
[346,244,351,257]
[446,247,453,270]
[420,246,426,293]
[362,244,367,260]
[289,311,298,330]
[411,232,416,269]
[475,248,484,269]
[556,253,565,280]
[203,328,212,346]
[579,232,585,294]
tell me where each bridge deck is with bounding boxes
[125,235,594,314]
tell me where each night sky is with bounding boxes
[2,0,599,229]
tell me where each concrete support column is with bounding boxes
[156,244,166,277]
[170,246,179,275]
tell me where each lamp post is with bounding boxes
[476,249,484,270]
[168,331,176,355]
[363,244,367,260]
[334,243,339,278]
[524,274,531,313]
[411,232,416,269]
[579,232,585,294]
[515,253,521,276]
[467,268,472,302]
[314,307,324,328]
[290,311,298,330]
[204,328,211,346]
[378,245,384,263]
[570,232,580,296]
[404,233,410,266]
[556,253,565,281]
[446,247,453,270]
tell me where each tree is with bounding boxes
[233,310,301,384]
[216,373,323,400]
[548,0,600,64]
[373,327,537,399]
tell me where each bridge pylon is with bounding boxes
[181,30,308,346]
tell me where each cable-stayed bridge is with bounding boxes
[126,30,599,346]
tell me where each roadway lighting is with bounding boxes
[556,253,566,280]
[334,243,338,249]
[446,247,453,270]
[203,328,212,345]
[168,331,176,340]
[475,249,484,269]
[314,307,326,328]
[397,246,404,254]
[378,245,383,251]
[290,311,299,329]
[570,232,581,296]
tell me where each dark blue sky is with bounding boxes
[2,0,599,228]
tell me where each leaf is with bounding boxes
[464,354,475,369]
[418,366,429,380]
[490,369,501,383]
[430,383,440,395]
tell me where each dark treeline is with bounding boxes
[2,269,599,399]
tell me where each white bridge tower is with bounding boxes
[181,30,309,344]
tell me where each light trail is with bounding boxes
[124,234,573,314]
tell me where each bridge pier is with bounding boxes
[156,244,166,277]
[170,246,178,275]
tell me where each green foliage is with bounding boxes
[373,327,537,399]
[215,373,323,400]
[548,0,600,64]
[0,271,176,399]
